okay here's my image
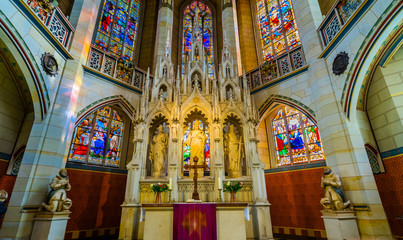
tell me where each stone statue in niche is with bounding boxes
[184,120,207,178]
[224,125,243,178]
[41,169,72,212]
[150,125,168,177]
[320,167,351,211]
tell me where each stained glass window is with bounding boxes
[272,106,325,166]
[256,0,300,62]
[183,119,210,170]
[94,0,141,76]
[181,0,215,80]
[68,106,125,168]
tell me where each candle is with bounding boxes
[218,177,222,189]
[169,177,172,190]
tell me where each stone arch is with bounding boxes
[342,4,403,119]
[75,95,136,126]
[258,94,316,125]
[0,18,49,121]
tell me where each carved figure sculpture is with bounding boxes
[42,169,72,212]
[0,190,8,219]
[225,125,242,178]
[184,120,207,178]
[320,167,351,211]
[150,125,168,177]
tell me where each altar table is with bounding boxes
[142,203,248,240]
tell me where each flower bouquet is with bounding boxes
[150,183,169,203]
[223,181,243,203]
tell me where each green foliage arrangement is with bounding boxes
[223,181,243,193]
[150,183,169,193]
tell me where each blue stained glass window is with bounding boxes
[182,0,215,80]
[94,0,141,63]
[272,106,325,166]
[256,0,300,62]
[68,106,125,168]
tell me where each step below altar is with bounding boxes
[142,203,248,240]
[139,179,253,203]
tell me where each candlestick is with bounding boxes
[169,177,172,190]
[218,188,222,202]
[168,189,173,203]
[218,177,222,189]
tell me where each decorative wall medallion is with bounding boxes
[332,52,349,75]
[41,52,58,76]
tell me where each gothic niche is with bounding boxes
[332,51,349,76]
[191,72,202,91]
[182,109,210,178]
[158,85,168,101]
[223,114,245,178]
[225,85,234,100]
[147,114,169,178]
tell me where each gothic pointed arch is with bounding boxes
[75,95,136,125]
[258,94,316,124]
[0,16,49,120]
[342,4,403,119]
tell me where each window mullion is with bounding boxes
[282,107,293,165]
[103,110,114,166]
[299,112,310,163]
[87,113,97,164]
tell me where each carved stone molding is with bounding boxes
[41,52,59,76]
[332,51,349,76]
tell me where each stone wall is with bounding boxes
[367,48,403,152]
[236,0,258,72]
[0,61,25,157]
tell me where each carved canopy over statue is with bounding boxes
[150,125,169,178]
[224,125,243,178]
[320,167,351,211]
[42,169,72,212]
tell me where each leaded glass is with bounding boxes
[183,119,210,170]
[272,106,325,166]
[94,0,141,66]
[256,0,300,62]
[181,1,215,80]
[68,106,125,167]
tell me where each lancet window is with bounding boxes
[272,106,325,166]
[181,0,215,80]
[68,106,125,168]
[93,0,141,68]
[255,0,301,62]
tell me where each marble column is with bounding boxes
[153,1,174,72]
[221,1,240,71]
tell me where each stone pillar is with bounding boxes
[321,210,360,240]
[153,1,174,72]
[222,0,240,70]
[291,0,392,238]
[0,0,102,238]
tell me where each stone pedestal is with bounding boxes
[119,204,143,240]
[30,211,70,240]
[321,210,360,240]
